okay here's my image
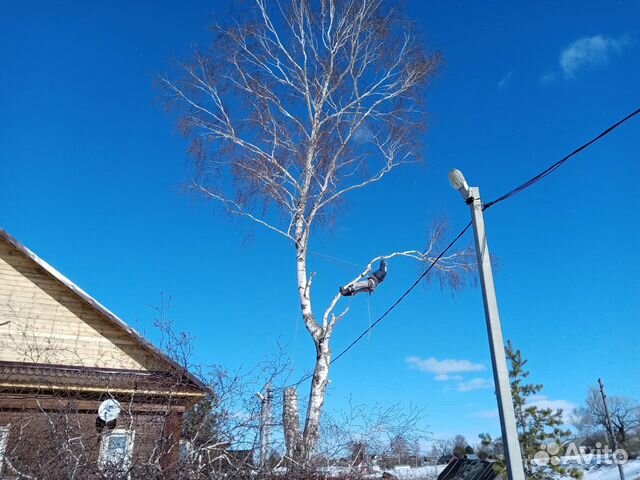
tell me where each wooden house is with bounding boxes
[0,228,208,478]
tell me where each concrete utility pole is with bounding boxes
[598,378,625,480]
[448,170,526,480]
[258,383,273,468]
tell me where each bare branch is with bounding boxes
[190,183,294,242]
[163,0,442,463]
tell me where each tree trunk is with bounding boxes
[301,337,331,462]
[283,387,302,465]
[291,206,331,463]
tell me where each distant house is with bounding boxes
[0,228,208,478]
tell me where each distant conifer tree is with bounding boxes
[504,341,581,479]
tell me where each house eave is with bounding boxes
[0,228,209,393]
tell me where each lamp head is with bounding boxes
[448,168,470,200]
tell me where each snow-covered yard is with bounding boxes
[383,464,447,479]
[286,459,640,480]
[373,459,640,480]
[563,459,640,480]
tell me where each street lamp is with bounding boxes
[448,169,526,480]
[448,168,470,200]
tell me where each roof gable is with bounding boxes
[0,229,206,391]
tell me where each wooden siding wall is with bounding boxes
[0,407,183,476]
[0,239,165,371]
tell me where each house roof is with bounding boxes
[0,361,206,397]
[0,227,208,393]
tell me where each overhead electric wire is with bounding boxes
[483,106,640,210]
[282,105,640,391]
[329,221,474,366]
[281,221,473,390]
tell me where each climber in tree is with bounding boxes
[339,260,388,296]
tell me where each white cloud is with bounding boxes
[471,409,499,419]
[469,396,575,420]
[527,395,577,422]
[558,35,630,78]
[457,377,493,392]
[434,374,464,382]
[406,357,486,376]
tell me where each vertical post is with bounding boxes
[265,385,272,462]
[283,387,302,465]
[468,186,525,480]
[258,383,272,468]
[598,378,625,480]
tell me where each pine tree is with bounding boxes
[505,341,580,479]
[477,433,494,460]
[181,394,222,450]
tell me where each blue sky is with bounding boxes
[1,1,639,447]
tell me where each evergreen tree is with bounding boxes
[505,341,580,479]
[182,394,223,449]
[477,433,493,460]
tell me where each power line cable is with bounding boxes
[281,221,473,390]
[329,221,473,366]
[283,105,640,390]
[483,106,640,210]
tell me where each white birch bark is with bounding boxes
[301,335,331,459]
[164,0,474,466]
[283,387,302,463]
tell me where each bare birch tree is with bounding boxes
[163,0,473,464]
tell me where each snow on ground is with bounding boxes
[566,459,640,480]
[280,459,640,480]
[376,459,640,480]
[384,465,447,479]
